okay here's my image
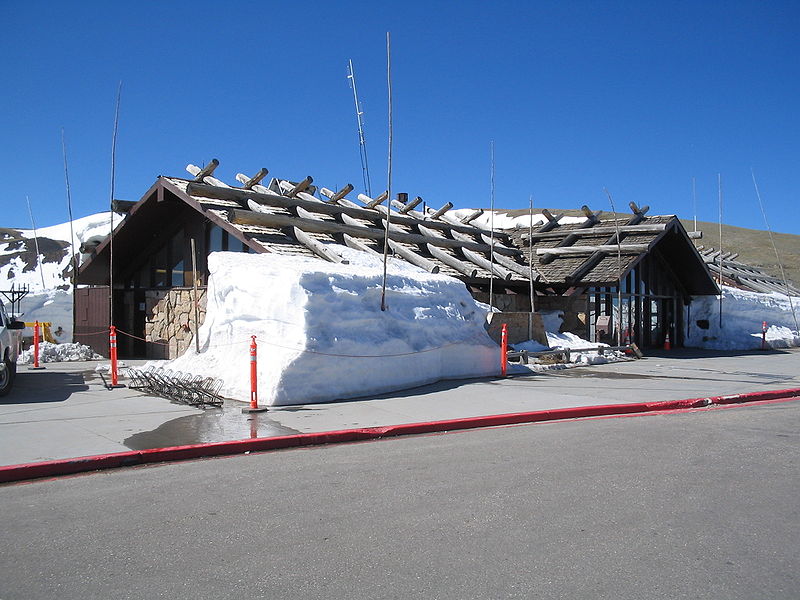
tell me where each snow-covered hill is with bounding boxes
[0,212,114,341]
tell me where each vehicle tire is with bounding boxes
[0,355,15,397]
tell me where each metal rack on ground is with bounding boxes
[125,366,224,408]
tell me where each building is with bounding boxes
[76,160,718,358]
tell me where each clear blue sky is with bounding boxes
[2,0,798,234]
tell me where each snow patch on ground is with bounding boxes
[166,250,500,406]
[686,286,800,350]
[17,342,102,364]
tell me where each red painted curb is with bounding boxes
[2,387,799,484]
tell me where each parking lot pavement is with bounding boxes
[1,348,798,466]
[2,400,798,599]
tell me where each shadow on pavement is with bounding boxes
[641,348,791,360]
[2,371,89,404]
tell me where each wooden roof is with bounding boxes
[697,246,800,295]
[77,161,719,296]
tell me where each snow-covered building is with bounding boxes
[76,160,719,357]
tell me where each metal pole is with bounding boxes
[190,238,201,353]
[380,32,392,312]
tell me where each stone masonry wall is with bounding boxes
[144,288,207,360]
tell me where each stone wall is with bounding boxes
[144,288,207,359]
[485,312,547,346]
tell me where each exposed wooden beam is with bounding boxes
[521,223,667,243]
[388,240,440,273]
[324,184,354,204]
[292,227,348,264]
[193,159,219,182]
[228,208,514,255]
[536,244,650,256]
[342,234,379,255]
[429,202,454,220]
[460,209,484,225]
[462,248,513,280]
[286,176,313,198]
[426,244,478,278]
[235,168,269,190]
[188,182,519,246]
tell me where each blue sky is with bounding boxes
[2,1,798,234]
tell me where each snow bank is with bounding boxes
[513,331,619,366]
[167,249,500,406]
[686,286,800,350]
[17,341,102,364]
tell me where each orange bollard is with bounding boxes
[663,331,671,351]
[33,321,40,368]
[109,325,119,386]
[243,336,268,413]
[501,323,508,377]
[29,321,45,369]
[249,335,258,409]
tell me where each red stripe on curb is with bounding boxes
[2,388,799,484]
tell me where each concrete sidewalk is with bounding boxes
[1,348,799,466]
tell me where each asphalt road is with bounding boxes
[1,400,798,599]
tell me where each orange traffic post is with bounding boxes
[501,323,508,377]
[29,321,45,370]
[663,331,671,351]
[243,335,268,413]
[104,326,124,388]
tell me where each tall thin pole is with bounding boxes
[25,196,46,290]
[347,59,372,197]
[380,33,392,312]
[191,238,201,353]
[751,169,798,331]
[61,129,77,287]
[528,194,535,314]
[489,140,495,310]
[528,194,535,341]
[692,176,697,232]
[604,188,624,346]
[718,173,723,328]
[109,82,122,327]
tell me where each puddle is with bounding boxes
[124,407,301,450]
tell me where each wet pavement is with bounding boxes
[1,347,798,466]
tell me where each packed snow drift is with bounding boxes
[17,341,103,364]
[166,249,500,406]
[686,285,800,350]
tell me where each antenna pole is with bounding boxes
[109,82,122,328]
[61,129,78,288]
[380,33,392,312]
[751,169,798,331]
[718,173,723,328]
[347,59,372,197]
[692,176,697,232]
[489,140,495,311]
[605,188,624,346]
[26,195,46,290]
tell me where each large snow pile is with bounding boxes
[167,249,500,406]
[1,212,116,340]
[686,285,800,350]
[17,341,103,364]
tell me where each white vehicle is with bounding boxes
[0,301,25,397]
